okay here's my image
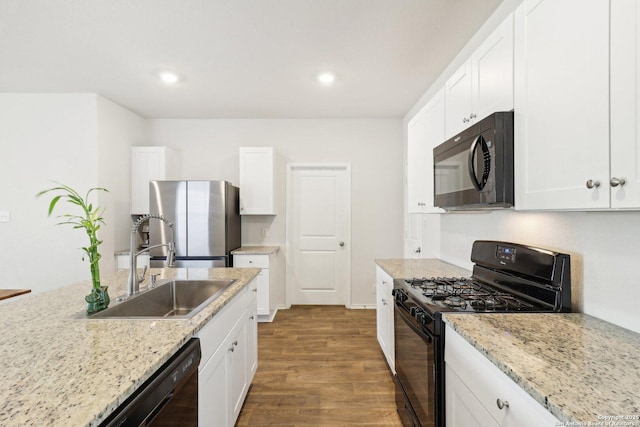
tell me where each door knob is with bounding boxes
[610,177,626,187]
[339,241,345,247]
[586,179,600,189]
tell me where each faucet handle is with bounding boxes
[165,242,176,268]
[138,265,148,282]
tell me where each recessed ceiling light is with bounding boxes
[318,72,336,85]
[158,71,179,85]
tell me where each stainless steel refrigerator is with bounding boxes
[148,180,241,267]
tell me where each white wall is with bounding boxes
[97,96,148,272]
[0,94,146,294]
[0,94,99,293]
[147,118,404,307]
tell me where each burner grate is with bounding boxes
[404,276,537,312]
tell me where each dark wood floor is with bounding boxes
[236,306,402,426]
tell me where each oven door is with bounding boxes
[394,301,439,427]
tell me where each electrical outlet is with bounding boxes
[0,210,10,223]
[262,228,269,238]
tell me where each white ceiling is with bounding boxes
[0,0,502,119]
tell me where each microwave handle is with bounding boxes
[468,135,490,190]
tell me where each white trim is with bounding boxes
[348,304,376,310]
[286,162,352,308]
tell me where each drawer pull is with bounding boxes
[496,399,510,410]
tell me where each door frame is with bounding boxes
[285,163,352,308]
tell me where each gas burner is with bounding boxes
[442,295,466,309]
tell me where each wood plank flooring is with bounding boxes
[236,306,402,426]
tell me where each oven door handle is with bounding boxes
[395,302,433,343]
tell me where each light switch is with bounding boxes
[0,210,10,223]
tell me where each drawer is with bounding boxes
[233,254,269,269]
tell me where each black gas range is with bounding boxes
[392,240,571,427]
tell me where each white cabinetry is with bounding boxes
[407,88,446,214]
[445,14,513,139]
[445,325,560,427]
[130,147,177,214]
[197,279,258,427]
[375,266,394,373]
[234,253,278,321]
[610,0,640,208]
[239,147,275,215]
[514,0,610,210]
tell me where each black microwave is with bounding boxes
[433,111,514,210]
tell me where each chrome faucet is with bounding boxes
[126,214,176,298]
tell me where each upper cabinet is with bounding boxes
[610,0,640,208]
[407,87,446,214]
[445,14,514,139]
[514,0,616,210]
[239,147,276,215]
[130,147,177,214]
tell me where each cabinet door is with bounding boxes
[376,281,388,359]
[471,13,514,122]
[407,108,429,213]
[408,89,446,214]
[199,344,230,427]
[446,365,500,427]
[514,0,610,210]
[247,303,258,381]
[611,0,640,208]
[228,317,249,424]
[239,147,275,215]
[445,61,473,139]
[423,88,446,214]
[383,280,395,372]
[256,269,269,316]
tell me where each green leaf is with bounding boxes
[47,195,62,217]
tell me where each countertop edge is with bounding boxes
[231,246,280,255]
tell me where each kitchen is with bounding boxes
[1,0,640,426]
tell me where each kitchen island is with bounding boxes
[443,312,640,424]
[0,267,260,426]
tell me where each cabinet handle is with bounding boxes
[610,177,626,187]
[414,247,421,254]
[250,315,254,320]
[470,113,477,119]
[253,288,258,292]
[463,117,470,123]
[586,179,600,189]
[496,399,510,410]
[233,340,238,346]
[382,298,387,305]
[228,346,235,352]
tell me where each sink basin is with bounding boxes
[90,279,236,319]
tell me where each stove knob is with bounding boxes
[417,313,432,326]
[410,306,423,317]
[392,289,407,302]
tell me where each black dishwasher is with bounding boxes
[100,338,201,427]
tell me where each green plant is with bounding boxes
[37,183,108,292]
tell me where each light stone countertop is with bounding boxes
[231,246,280,255]
[375,258,471,279]
[0,267,260,427]
[443,313,640,423]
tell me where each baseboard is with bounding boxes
[257,308,279,323]
[348,304,376,310]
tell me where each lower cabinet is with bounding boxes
[233,253,278,321]
[375,266,394,373]
[197,278,258,427]
[445,324,560,427]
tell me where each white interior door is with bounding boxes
[287,164,351,306]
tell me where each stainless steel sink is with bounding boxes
[90,279,236,319]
